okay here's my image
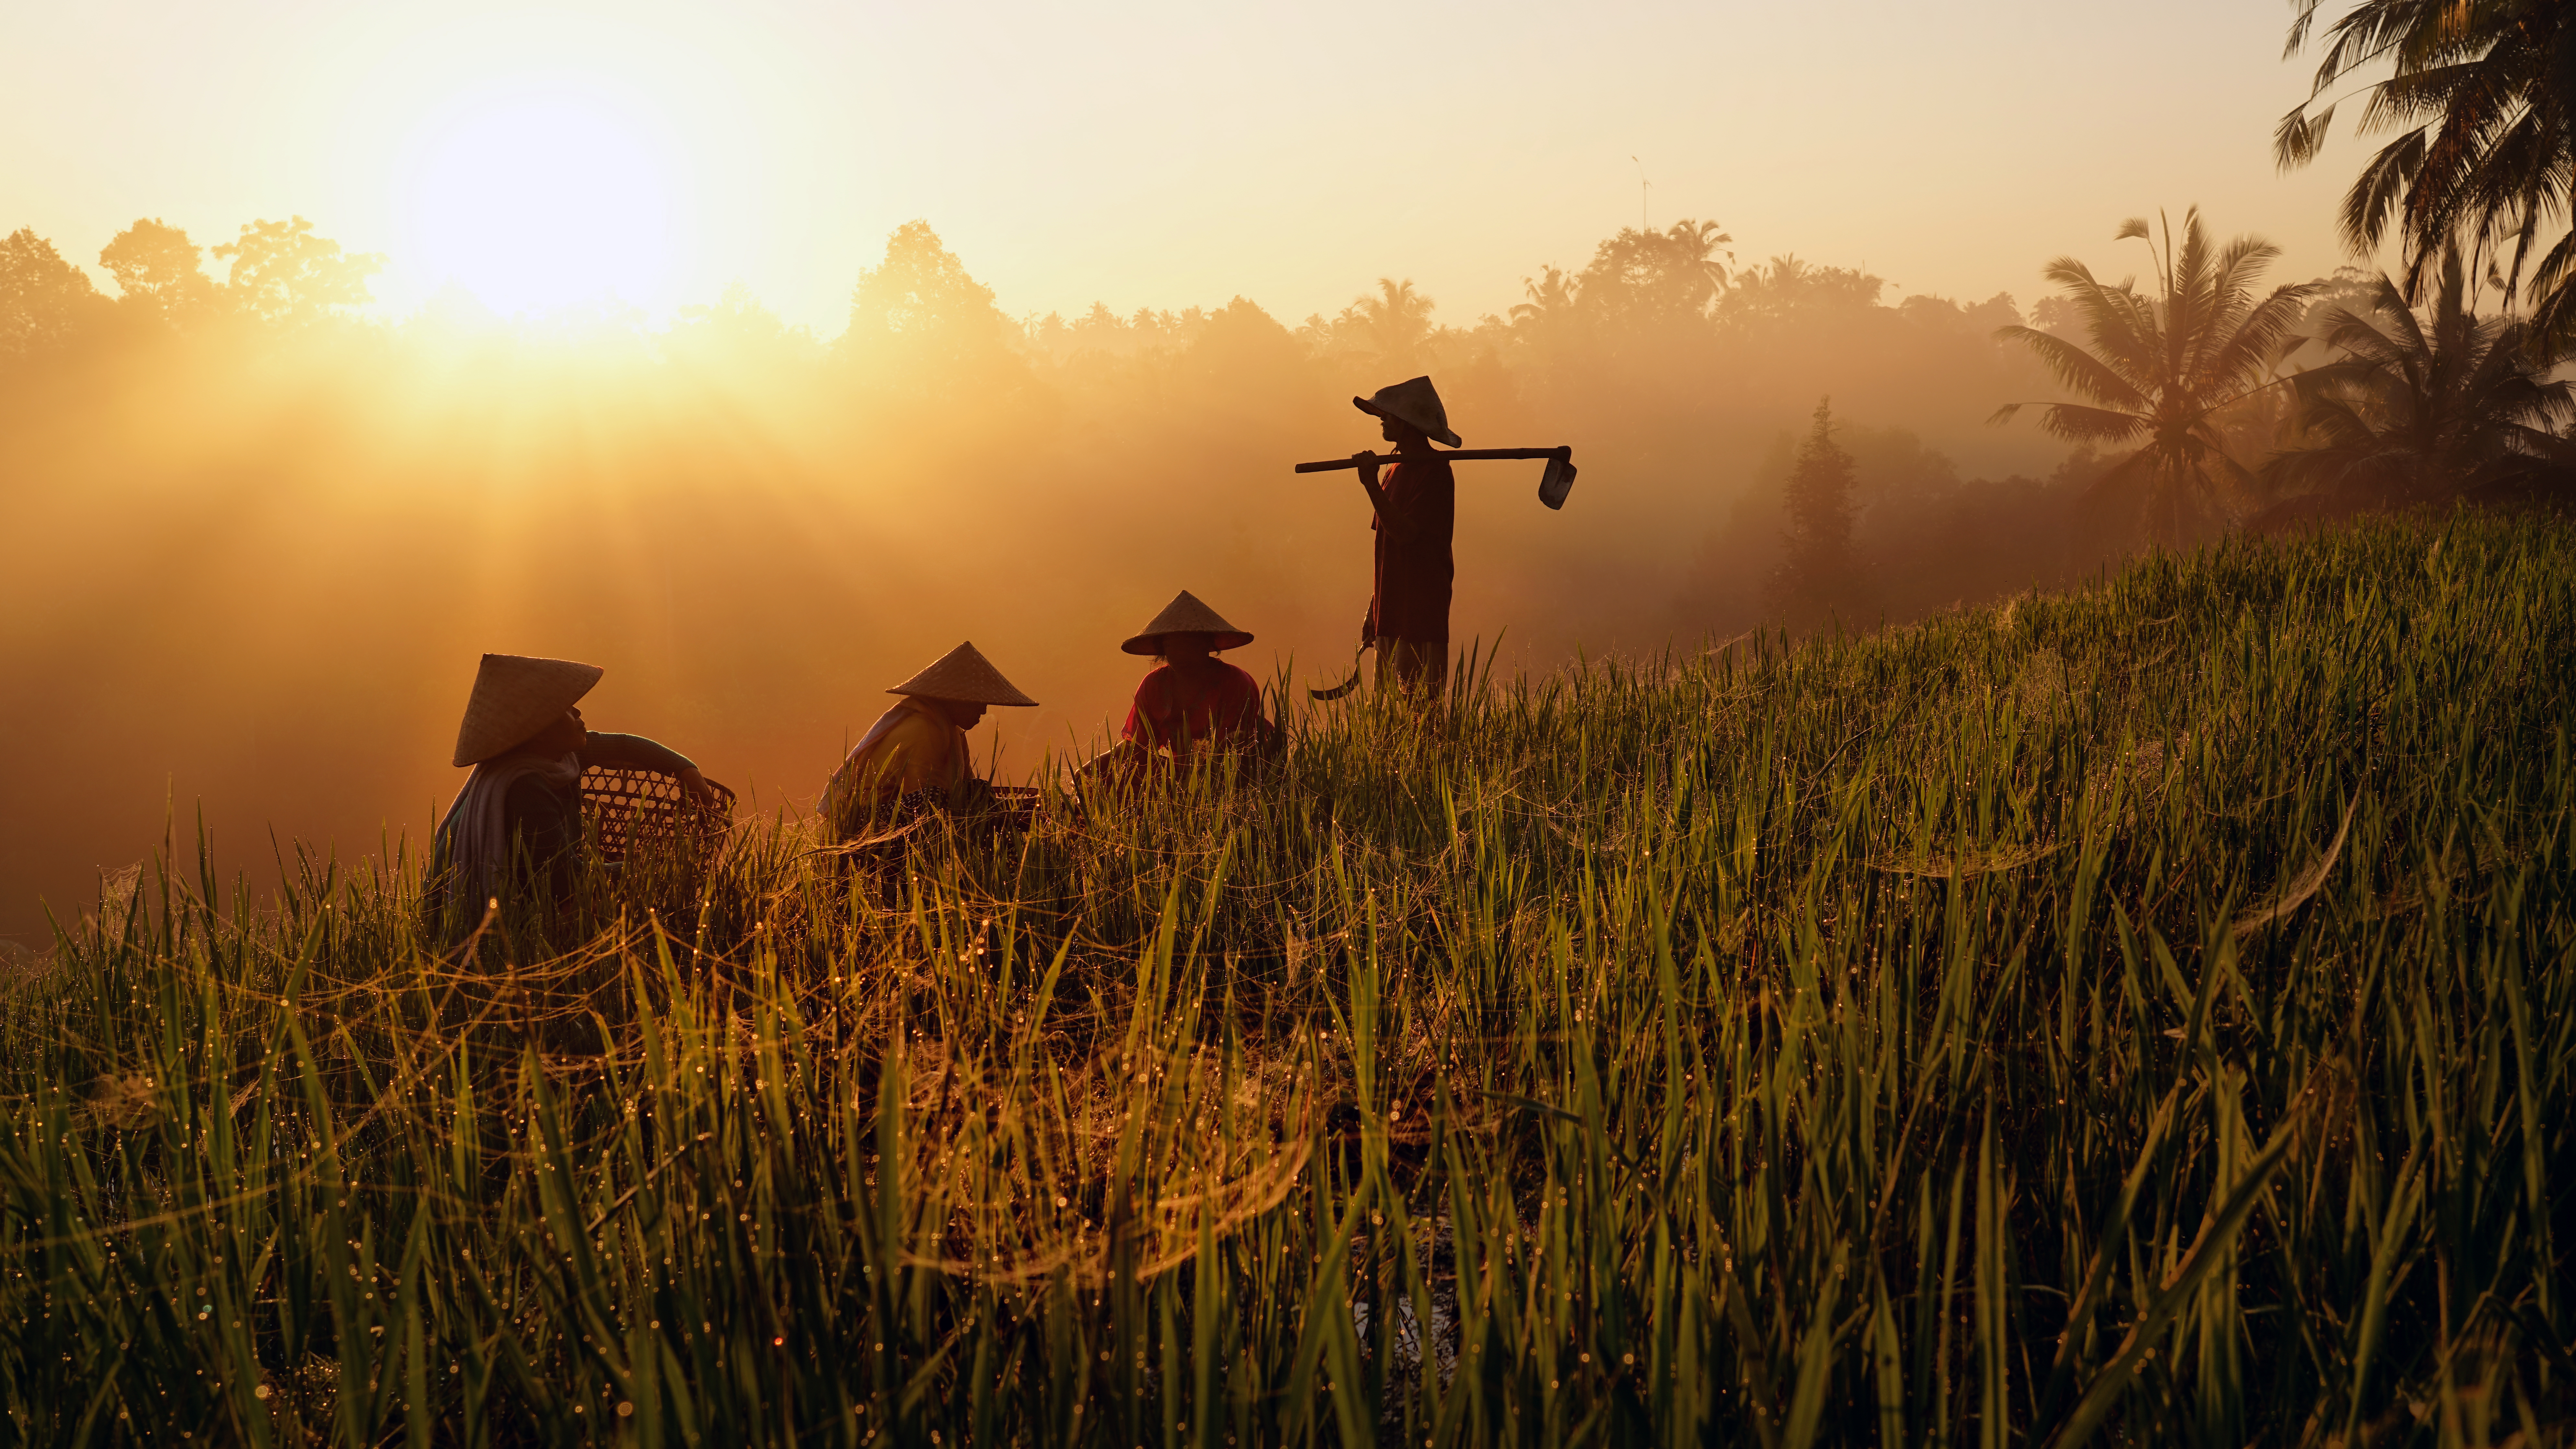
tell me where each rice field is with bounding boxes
[4,510,2570,1446]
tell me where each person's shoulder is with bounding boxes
[890,704,949,738]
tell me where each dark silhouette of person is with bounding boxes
[1076,592,1279,797]
[431,653,718,933]
[1349,376,1459,698]
[1118,591,1278,762]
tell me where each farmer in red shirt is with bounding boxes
[1350,376,1459,698]
[1120,591,1277,762]
[1080,592,1278,794]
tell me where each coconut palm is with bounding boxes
[1994,208,2319,543]
[1333,277,1436,375]
[1509,265,1579,330]
[2277,0,2576,340]
[2267,243,2576,508]
[1575,219,1733,328]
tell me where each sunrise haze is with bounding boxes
[7,0,2373,329]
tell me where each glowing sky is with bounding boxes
[6,0,2376,330]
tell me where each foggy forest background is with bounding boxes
[0,210,2388,943]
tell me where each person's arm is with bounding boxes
[1355,454,1428,543]
[1352,452,1410,540]
[578,731,719,808]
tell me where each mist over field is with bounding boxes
[0,216,2156,943]
[16,0,2576,1439]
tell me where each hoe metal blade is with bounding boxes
[1538,451,1577,510]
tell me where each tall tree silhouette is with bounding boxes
[99,219,221,330]
[1716,256,1885,328]
[214,217,382,327]
[2278,0,2576,342]
[1770,398,1861,623]
[1577,219,1732,329]
[841,220,1025,400]
[1328,277,1436,375]
[0,228,110,357]
[2269,242,2576,509]
[1994,209,2316,543]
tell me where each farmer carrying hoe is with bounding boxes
[1349,376,1460,699]
[1297,380,1573,701]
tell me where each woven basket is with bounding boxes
[581,767,736,862]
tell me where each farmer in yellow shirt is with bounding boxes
[822,641,1037,843]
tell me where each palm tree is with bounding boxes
[2277,0,2576,340]
[1994,208,2318,543]
[2267,243,2576,508]
[1576,220,1734,327]
[1509,265,1578,328]
[1335,277,1436,375]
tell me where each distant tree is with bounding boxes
[1186,296,1303,379]
[0,227,111,357]
[1504,265,1587,362]
[98,218,221,329]
[1509,266,1578,325]
[1717,256,1886,327]
[1068,301,1133,354]
[1994,208,2317,544]
[668,282,822,370]
[2278,0,2576,343]
[1577,220,1732,330]
[841,220,1025,397]
[1897,292,2021,335]
[213,217,383,327]
[2267,243,2576,510]
[1313,277,1436,375]
[2028,295,2080,338]
[1770,398,1861,623]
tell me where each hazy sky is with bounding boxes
[7,0,2378,332]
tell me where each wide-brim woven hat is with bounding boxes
[1353,375,1462,448]
[452,654,604,767]
[889,641,1038,706]
[1121,590,1254,656]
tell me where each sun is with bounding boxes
[406,96,674,316]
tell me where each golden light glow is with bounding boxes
[405,94,673,316]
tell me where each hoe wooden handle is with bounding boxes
[1293,446,1569,474]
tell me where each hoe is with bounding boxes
[1295,445,1577,697]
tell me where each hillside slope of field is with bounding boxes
[5,513,2571,1446]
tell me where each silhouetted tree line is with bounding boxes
[2,217,382,350]
[9,198,2573,645]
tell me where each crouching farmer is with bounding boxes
[1080,591,1279,795]
[822,641,1038,845]
[430,652,718,937]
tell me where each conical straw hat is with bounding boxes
[1352,375,1463,447]
[1121,590,1255,655]
[888,641,1037,706]
[452,654,604,767]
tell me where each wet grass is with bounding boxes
[4,510,2572,1446]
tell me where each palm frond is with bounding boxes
[2031,403,2151,446]
[1993,326,2150,411]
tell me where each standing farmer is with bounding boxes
[1349,376,1459,698]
